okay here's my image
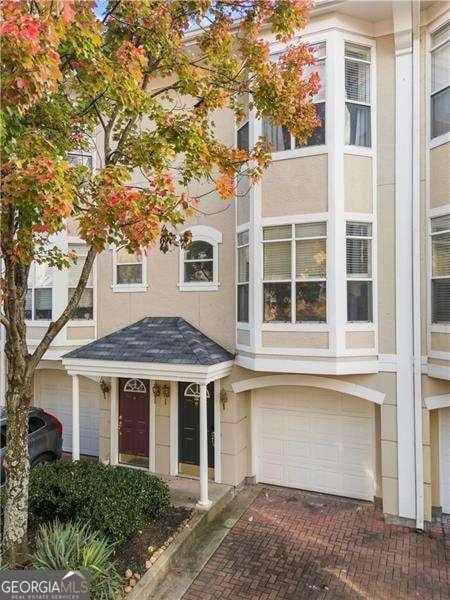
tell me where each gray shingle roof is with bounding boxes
[63,317,234,366]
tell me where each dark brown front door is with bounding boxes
[119,378,149,458]
[178,382,214,468]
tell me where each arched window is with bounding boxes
[183,383,211,399]
[179,226,222,291]
[123,378,147,393]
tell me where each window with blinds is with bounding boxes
[116,247,143,285]
[346,222,373,322]
[68,243,93,320]
[25,263,53,321]
[345,42,371,147]
[237,230,250,322]
[262,41,326,151]
[263,222,327,323]
[430,22,450,139]
[431,214,450,323]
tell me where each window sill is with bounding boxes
[112,284,148,293]
[429,131,450,150]
[68,320,95,327]
[237,322,251,330]
[344,145,373,156]
[25,320,52,327]
[429,323,450,333]
[261,322,329,332]
[345,323,375,331]
[178,283,219,292]
[270,145,327,162]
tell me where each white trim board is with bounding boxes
[425,394,450,410]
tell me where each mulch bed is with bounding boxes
[114,505,192,579]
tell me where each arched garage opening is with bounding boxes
[233,375,385,502]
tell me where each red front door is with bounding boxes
[119,378,149,458]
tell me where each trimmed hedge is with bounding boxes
[29,460,170,543]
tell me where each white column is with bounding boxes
[149,380,156,473]
[169,381,178,476]
[110,377,119,466]
[213,380,222,484]
[72,374,80,461]
[197,383,211,509]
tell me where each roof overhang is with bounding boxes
[62,357,234,384]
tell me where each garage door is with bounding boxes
[255,387,375,501]
[35,370,100,456]
[440,408,450,514]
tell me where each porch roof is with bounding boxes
[62,317,234,383]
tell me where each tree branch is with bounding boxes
[0,314,10,331]
[27,246,97,375]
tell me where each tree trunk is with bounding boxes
[2,360,32,567]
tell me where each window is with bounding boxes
[262,42,326,152]
[345,42,371,147]
[25,263,53,321]
[346,222,373,322]
[237,230,249,322]
[430,22,450,139]
[184,241,213,283]
[179,226,221,291]
[123,378,147,393]
[67,152,93,169]
[263,223,327,323]
[431,214,450,323]
[68,243,93,320]
[113,247,146,291]
[28,416,45,434]
[237,121,249,152]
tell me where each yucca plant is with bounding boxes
[31,521,123,600]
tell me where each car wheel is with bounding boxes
[31,453,55,468]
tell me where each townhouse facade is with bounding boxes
[1,0,449,528]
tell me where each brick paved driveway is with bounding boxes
[183,486,450,600]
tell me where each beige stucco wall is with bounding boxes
[261,155,328,217]
[430,333,450,353]
[261,331,329,349]
[344,155,373,213]
[66,326,95,341]
[430,143,450,208]
[345,331,375,349]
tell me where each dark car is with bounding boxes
[0,407,63,484]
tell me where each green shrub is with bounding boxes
[32,520,123,600]
[29,461,170,543]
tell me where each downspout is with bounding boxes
[411,1,424,531]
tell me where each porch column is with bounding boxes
[71,374,80,461]
[197,383,211,509]
[110,377,119,466]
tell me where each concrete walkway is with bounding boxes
[160,474,232,510]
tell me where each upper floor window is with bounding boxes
[237,230,249,323]
[431,214,450,323]
[68,243,93,320]
[237,121,249,152]
[345,43,371,147]
[25,263,53,321]
[67,152,93,169]
[112,247,147,292]
[179,226,221,292]
[430,22,450,140]
[262,42,326,152]
[263,222,327,323]
[346,222,373,322]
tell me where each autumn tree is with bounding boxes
[0,0,319,565]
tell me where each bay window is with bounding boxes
[25,263,53,321]
[262,41,326,152]
[263,223,327,323]
[346,222,373,322]
[68,243,93,320]
[345,42,371,147]
[237,231,249,322]
[237,121,249,152]
[431,214,450,323]
[430,22,450,139]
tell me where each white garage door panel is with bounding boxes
[256,389,375,501]
[440,408,450,514]
[36,371,99,456]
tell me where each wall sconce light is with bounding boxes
[99,378,111,400]
[153,382,170,404]
[220,388,228,411]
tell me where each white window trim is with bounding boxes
[178,225,222,292]
[427,15,450,149]
[111,246,148,293]
[236,229,250,326]
[25,263,54,324]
